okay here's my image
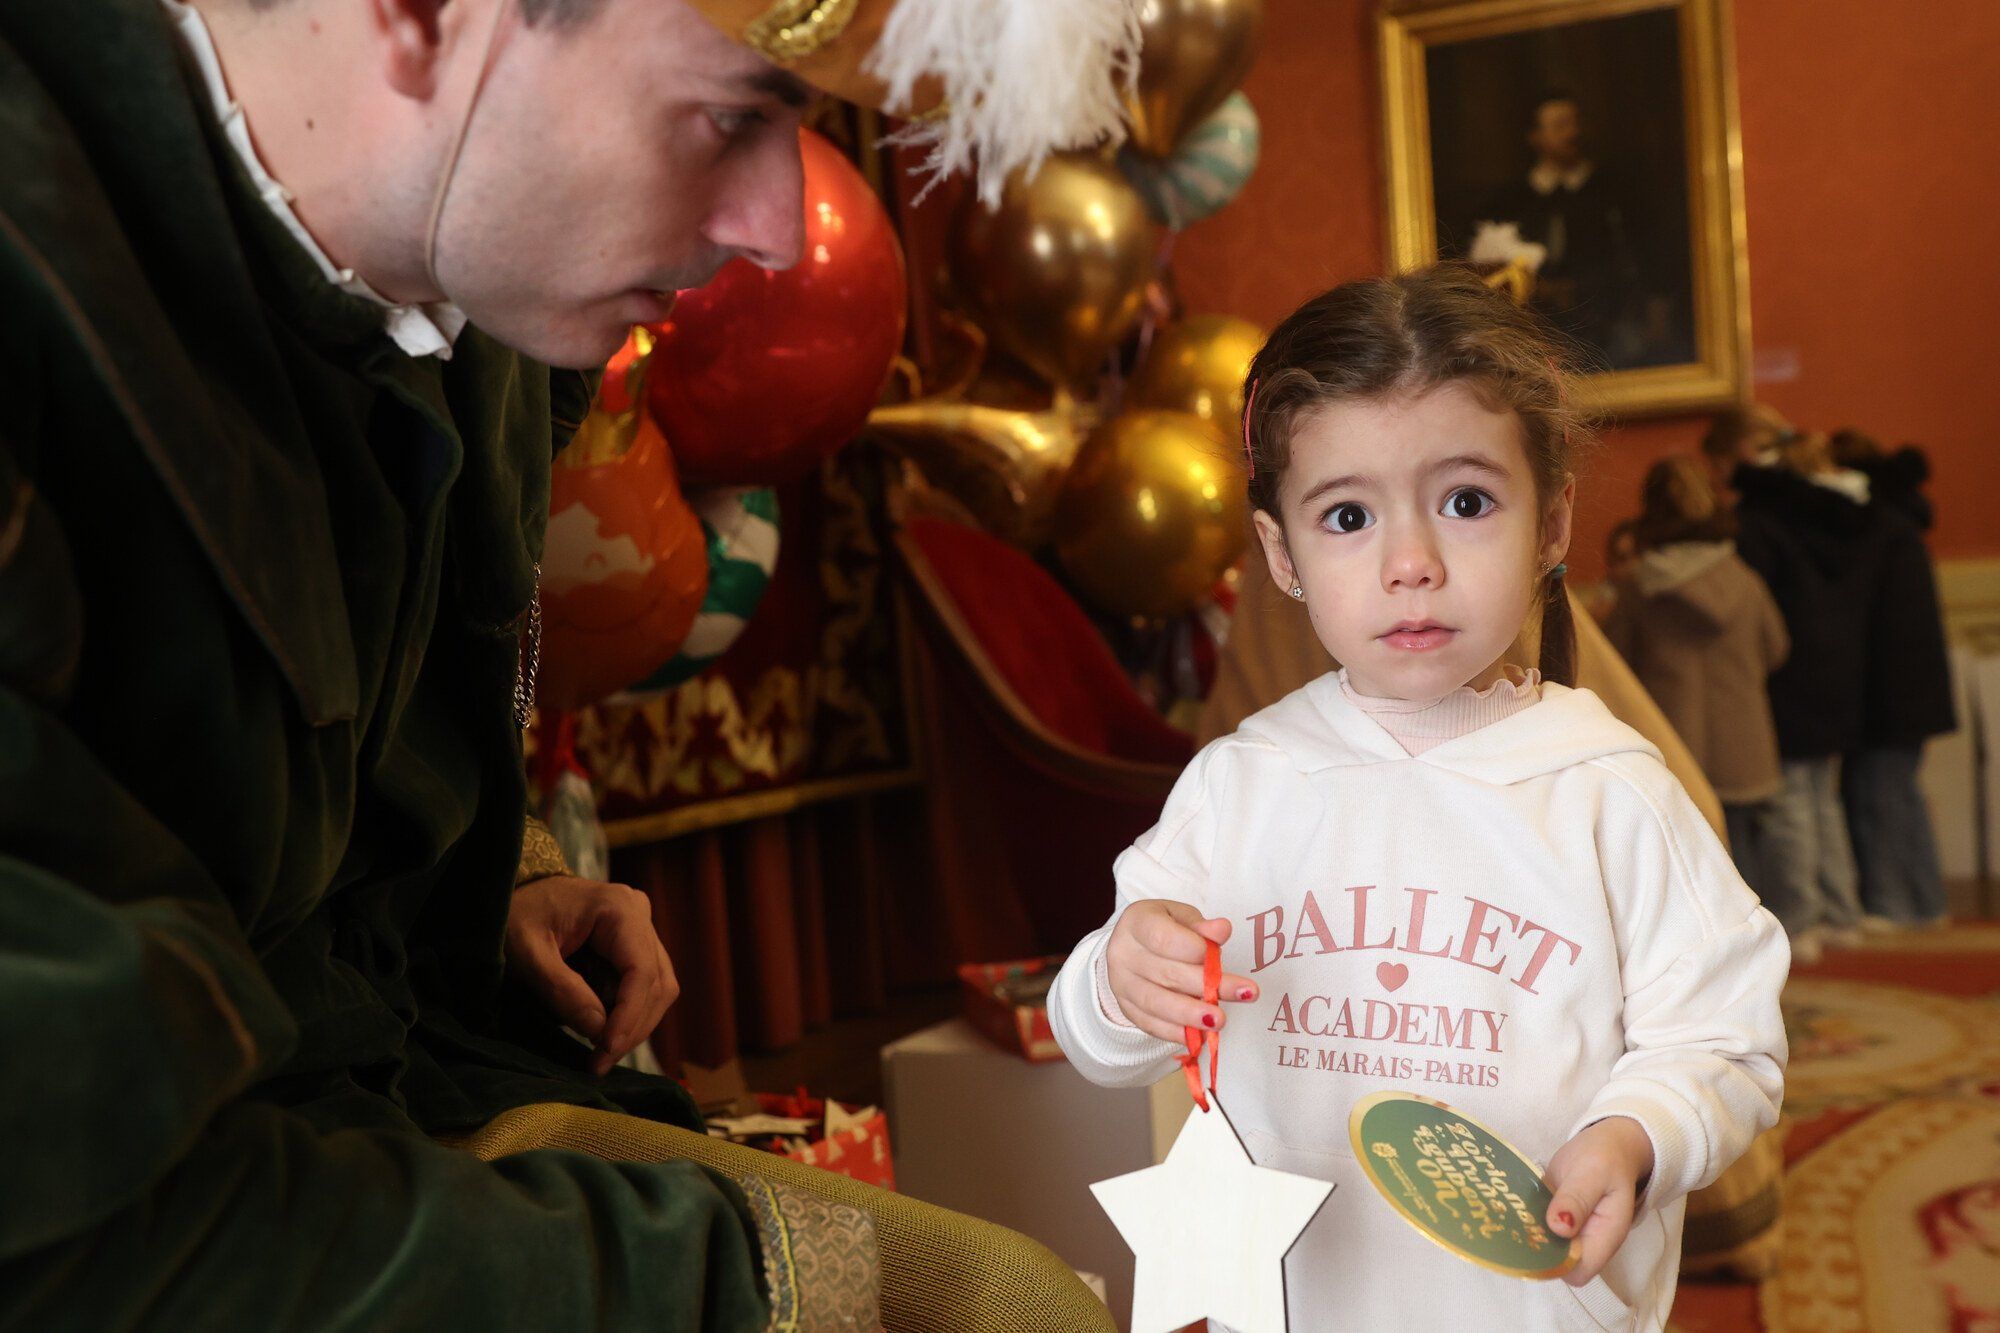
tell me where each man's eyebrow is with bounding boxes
[732,67,815,109]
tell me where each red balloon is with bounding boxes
[646,129,908,488]
[537,409,710,710]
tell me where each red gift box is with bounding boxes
[753,1091,895,1191]
[957,956,1067,1063]
[685,1061,896,1191]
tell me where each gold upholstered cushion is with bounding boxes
[452,1102,1115,1332]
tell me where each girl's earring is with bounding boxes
[1289,582,1305,600]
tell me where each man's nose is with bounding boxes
[707,129,806,272]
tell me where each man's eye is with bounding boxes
[1443,488,1496,519]
[709,108,768,137]
[1326,503,1373,533]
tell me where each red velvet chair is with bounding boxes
[893,515,1193,963]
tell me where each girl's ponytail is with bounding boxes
[1538,565,1577,688]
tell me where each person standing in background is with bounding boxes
[1730,429,1880,960]
[1828,431,1957,925]
[1605,456,1790,916]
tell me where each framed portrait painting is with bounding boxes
[1379,0,1750,416]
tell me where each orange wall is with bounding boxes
[1174,0,2000,580]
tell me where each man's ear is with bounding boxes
[368,0,457,101]
[1253,509,1299,597]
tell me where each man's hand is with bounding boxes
[1545,1116,1655,1287]
[505,876,678,1077]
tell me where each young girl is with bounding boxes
[1049,268,1789,1332]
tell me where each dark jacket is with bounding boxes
[1604,542,1789,804]
[0,2,768,1327]
[1731,463,1880,759]
[1855,449,1956,745]
[1854,446,1935,531]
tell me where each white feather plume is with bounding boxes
[864,0,1142,205]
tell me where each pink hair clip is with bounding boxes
[1243,376,1260,479]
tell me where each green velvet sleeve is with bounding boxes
[2,1101,772,1331]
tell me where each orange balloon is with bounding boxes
[537,407,710,709]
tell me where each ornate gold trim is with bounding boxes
[1377,0,1751,418]
[601,765,919,847]
[743,0,859,64]
[515,815,573,885]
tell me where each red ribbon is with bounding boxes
[1179,939,1222,1112]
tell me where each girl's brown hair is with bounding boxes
[1241,264,1592,685]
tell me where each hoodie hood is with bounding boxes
[1236,674,1660,788]
[1632,540,1733,596]
[1630,541,1760,632]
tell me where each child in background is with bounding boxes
[1604,457,1789,925]
[1050,268,1788,1332]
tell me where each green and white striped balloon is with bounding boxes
[618,487,780,697]
[1118,92,1261,231]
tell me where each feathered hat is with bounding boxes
[688,0,1141,202]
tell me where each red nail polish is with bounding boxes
[1556,1210,1575,1229]
[1239,988,1255,1001]
[1202,1012,1217,1028]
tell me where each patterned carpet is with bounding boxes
[1670,923,2000,1332]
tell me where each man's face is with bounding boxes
[432,0,810,367]
[1529,100,1582,167]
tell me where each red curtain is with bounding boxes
[629,515,1193,1068]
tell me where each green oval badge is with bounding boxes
[1348,1092,1579,1280]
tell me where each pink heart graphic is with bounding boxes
[1377,962,1409,992]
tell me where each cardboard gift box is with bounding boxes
[752,1090,895,1191]
[957,955,1066,1062]
[685,1061,896,1191]
[883,1018,1194,1329]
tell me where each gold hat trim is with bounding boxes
[744,0,859,64]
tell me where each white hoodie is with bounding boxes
[1050,675,1788,1333]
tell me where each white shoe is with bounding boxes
[1857,915,1903,936]
[1823,925,1865,949]
[1790,927,1825,967]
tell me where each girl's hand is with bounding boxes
[1544,1116,1656,1287]
[1104,900,1260,1043]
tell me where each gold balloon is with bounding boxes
[1054,409,1249,621]
[948,152,1156,397]
[1130,313,1267,438]
[868,397,1096,548]
[1123,0,1265,159]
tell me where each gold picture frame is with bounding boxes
[1379,0,1749,417]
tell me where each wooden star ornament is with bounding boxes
[1092,1094,1332,1333]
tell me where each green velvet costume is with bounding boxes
[0,1,771,1326]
